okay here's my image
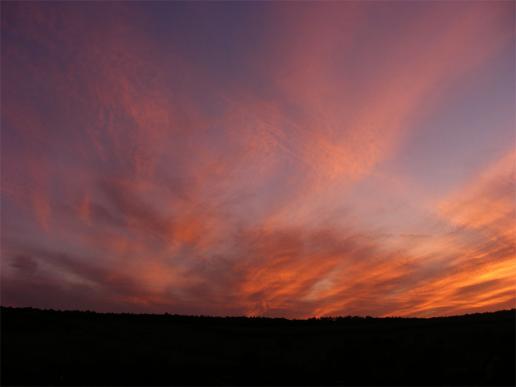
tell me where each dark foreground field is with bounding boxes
[1,307,514,386]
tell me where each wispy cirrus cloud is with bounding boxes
[1,1,514,317]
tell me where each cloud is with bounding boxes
[1,1,514,317]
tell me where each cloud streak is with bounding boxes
[1,1,514,317]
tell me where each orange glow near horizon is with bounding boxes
[1,1,514,317]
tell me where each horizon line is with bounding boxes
[1,305,514,321]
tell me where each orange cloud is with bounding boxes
[1,1,513,318]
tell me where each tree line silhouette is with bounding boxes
[1,306,514,385]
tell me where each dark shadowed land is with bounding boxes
[1,307,514,386]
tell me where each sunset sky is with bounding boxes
[1,1,514,318]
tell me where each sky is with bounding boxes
[1,1,514,318]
